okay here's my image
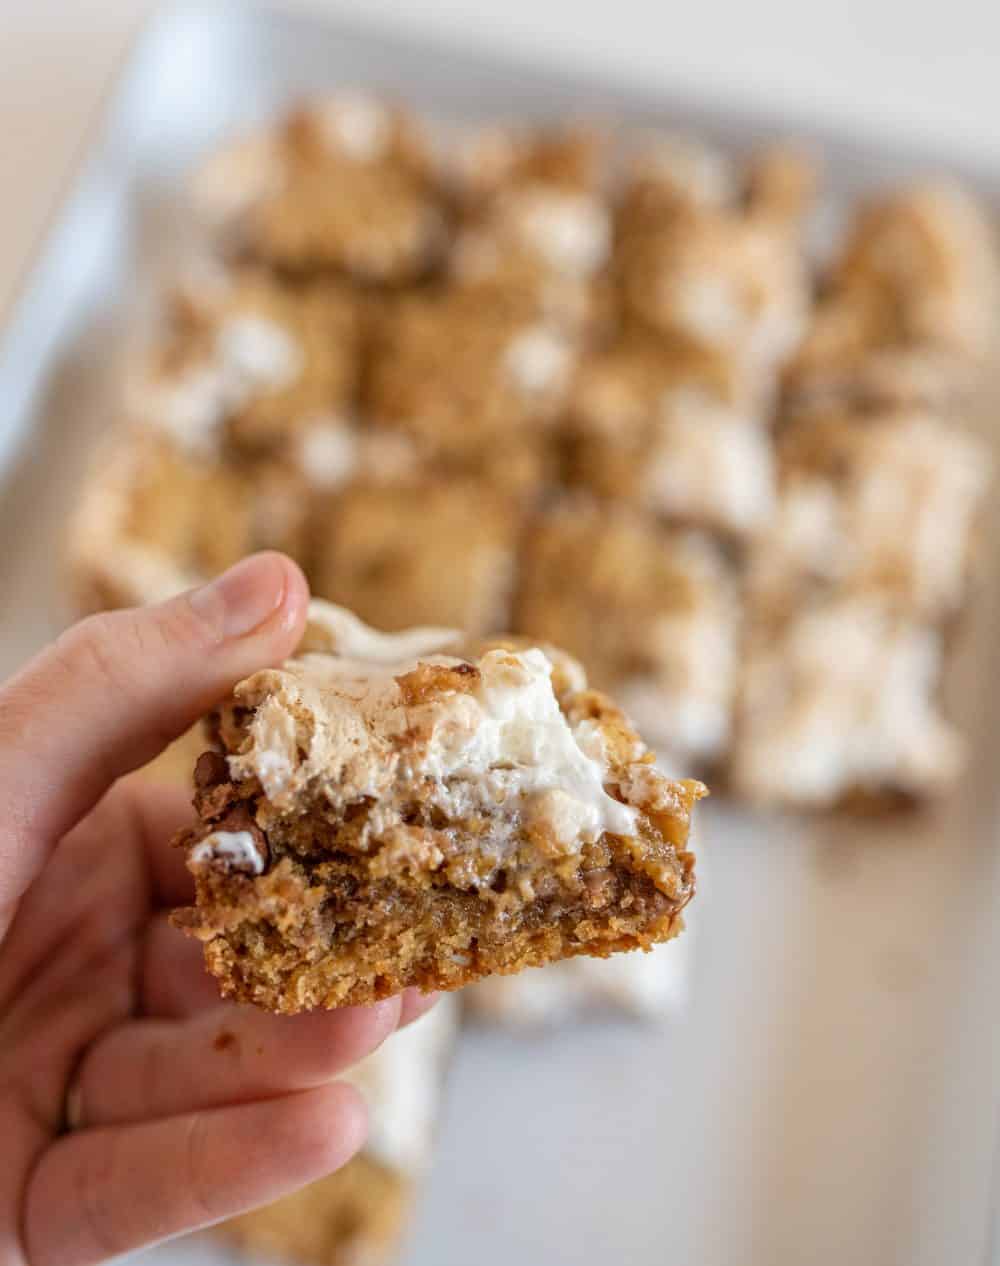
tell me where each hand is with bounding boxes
[0,554,433,1266]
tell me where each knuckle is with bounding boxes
[59,599,205,698]
[60,612,137,697]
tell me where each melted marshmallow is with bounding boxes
[216,315,303,389]
[504,325,573,395]
[297,420,359,488]
[316,94,391,162]
[231,604,637,847]
[415,648,637,843]
[736,594,963,804]
[645,388,774,533]
[136,314,304,455]
[189,830,265,874]
[509,188,611,277]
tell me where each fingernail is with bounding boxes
[188,555,287,640]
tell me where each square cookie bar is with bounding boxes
[448,127,613,333]
[194,94,447,282]
[565,328,774,539]
[756,405,990,621]
[516,498,740,765]
[616,139,814,395]
[133,267,360,458]
[364,286,574,497]
[220,999,457,1266]
[70,431,309,614]
[731,589,963,809]
[309,477,520,635]
[786,184,998,408]
[172,601,703,1011]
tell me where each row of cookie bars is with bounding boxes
[72,94,997,809]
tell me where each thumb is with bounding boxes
[0,552,309,914]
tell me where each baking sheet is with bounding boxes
[1,4,1000,1264]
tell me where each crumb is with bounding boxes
[212,1029,238,1053]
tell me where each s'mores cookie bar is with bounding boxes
[759,406,991,621]
[787,184,998,408]
[133,267,360,458]
[566,328,774,539]
[309,477,520,635]
[194,94,446,282]
[616,141,814,399]
[732,589,963,809]
[453,125,610,334]
[365,287,574,496]
[732,402,988,807]
[221,999,457,1266]
[70,432,309,613]
[516,498,739,766]
[172,602,703,1011]
[448,127,612,334]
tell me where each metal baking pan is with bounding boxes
[2,4,1000,1264]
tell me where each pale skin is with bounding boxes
[0,552,435,1266]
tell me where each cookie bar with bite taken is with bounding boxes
[172,602,703,1011]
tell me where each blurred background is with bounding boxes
[4,0,1000,323]
[3,4,1000,1266]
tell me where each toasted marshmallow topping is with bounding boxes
[315,94,391,162]
[216,315,304,390]
[504,325,574,396]
[299,599,462,661]
[639,133,737,207]
[507,188,611,277]
[134,315,303,455]
[645,388,774,533]
[297,419,358,488]
[759,410,989,617]
[134,366,226,455]
[417,647,638,842]
[228,603,637,853]
[736,594,962,805]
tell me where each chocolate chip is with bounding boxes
[195,750,229,790]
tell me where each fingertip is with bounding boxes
[248,992,402,1075]
[264,553,311,656]
[398,988,440,1028]
[286,1082,369,1173]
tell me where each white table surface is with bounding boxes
[2,0,1000,330]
